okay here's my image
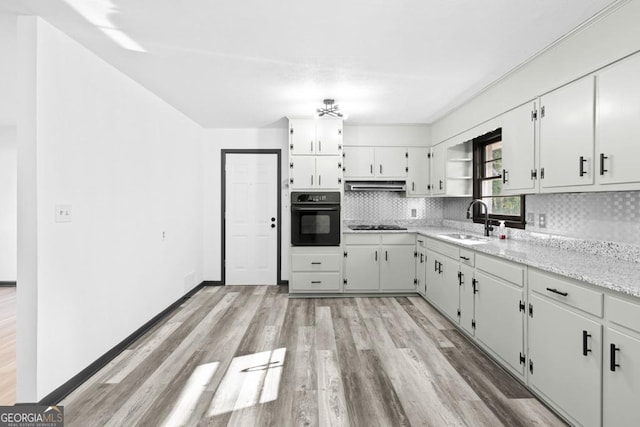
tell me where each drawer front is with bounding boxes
[416,235,427,248]
[291,253,341,272]
[290,272,341,292]
[344,233,380,245]
[476,253,524,287]
[607,296,640,334]
[426,237,459,260]
[381,233,415,245]
[529,269,603,317]
[459,248,475,267]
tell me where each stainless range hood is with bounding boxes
[345,180,406,192]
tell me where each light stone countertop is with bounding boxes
[344,226,640,298]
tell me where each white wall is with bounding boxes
[344,124,431,147]
[202,128,289,282]
[432,0,640,143]
[0,127,16,281]
[17,17,204,401]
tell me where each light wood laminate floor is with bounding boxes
[0,287,16,405]
[61,286,565,426]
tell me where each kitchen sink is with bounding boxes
[438,233,489,245]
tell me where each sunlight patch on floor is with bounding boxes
[161,362,219,427]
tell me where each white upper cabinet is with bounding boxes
[290,156,341,190]
[343,146,375,178]
[315,120,343,155]
[407,147,430,196]
[502,101,538,194]
[539,76,595,190]
[343,146,407,180]
[597,53,640,188]
[375,147,408,179]
[289,118,342,155]
[430,143,446,195]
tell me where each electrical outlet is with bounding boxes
[527,212,534,224]
[538,214,546,228]
[411,208,417,218]
[55,204,72,223]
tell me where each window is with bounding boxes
[472,129,525,229]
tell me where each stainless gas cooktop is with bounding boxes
[348,224,408,231]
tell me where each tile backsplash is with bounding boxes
[443,191,640,245]
[343,191,443,226]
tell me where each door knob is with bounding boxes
[271,217,276,222]
[271,224,276,228]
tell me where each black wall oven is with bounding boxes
[291,192,341,246]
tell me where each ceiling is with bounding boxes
[0,0,620,128]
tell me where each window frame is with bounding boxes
[472,128,526,229]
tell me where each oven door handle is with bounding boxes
[292,207,340,212]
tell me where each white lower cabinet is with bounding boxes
[528,293,602,427]
[426,249,460,322]
[458,263,475,335]
[415,246,427,296]
[344,233,416,293]
[474,269,525,376]
[289,246,342,293]
[381,245,417,292]
[603,295,640,427]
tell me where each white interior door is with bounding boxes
[225,153,278,285]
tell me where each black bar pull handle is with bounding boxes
[472,279,478,294]
[375,251,378,261]
[438,262,442,274]
[600,153,609,176]
[582,330,592,356]
[311,281,322,284]
[385,250,388,261]
[460,256,470,261]
[546,287,568,297]
[579,156,587,177]
[502,169,508,184]
[434,260,438,272]
[610,343,620,371]
[311,262,322,265]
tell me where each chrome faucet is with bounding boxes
[466,199,494,237]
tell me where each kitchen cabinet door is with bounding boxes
[289,119,316,155]
[416,247,427,296]
[459,264,475,335]
[502,101,538,194]
[597,53,640,188]
[380,245,416,292]
[425,250,459,321]
[407,147,431,196]
[474,270,524,376]
[375,147,407,179]
[603,328,640,427]
[289,155,316,189]
[343,146,375,179]
[315,119,342,155]
[344,245,380,292]
[528,294,602,427]
[539,76,595,190]
[315,156,342,189]
[430,143,446,195]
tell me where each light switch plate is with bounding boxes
[411,208,417,218]
[55,204,72,223]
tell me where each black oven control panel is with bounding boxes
[292,192,341,204]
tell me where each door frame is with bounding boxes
[221,149,282,285]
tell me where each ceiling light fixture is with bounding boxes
[316,99,343,118]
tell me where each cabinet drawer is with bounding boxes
[459,248,475,267]
[290,272,341,292]
[529,269,603,317]
[426,237,459,260]
[344,233,380,245]
[291,253,341,272]
[476,254,524,287]
[416,235,427,248]
[607,296,640,334]
[381,233,415,245]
